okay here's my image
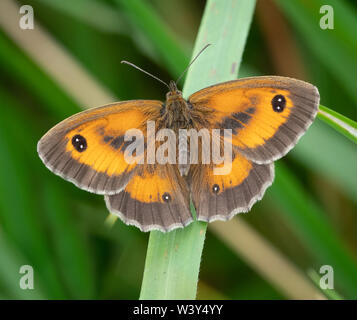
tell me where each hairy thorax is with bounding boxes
[158,82,216,176]
[162,91,192,130]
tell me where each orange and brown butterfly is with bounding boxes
[37,50,319,232]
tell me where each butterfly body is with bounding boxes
[38,76,319,232]
[162,91,191,131]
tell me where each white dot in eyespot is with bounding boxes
[162,192,171,202]
[72,134,87,152]
[212,184,220,194]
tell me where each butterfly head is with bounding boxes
[166,80,183,104]
[167,80,182,98]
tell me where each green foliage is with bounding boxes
[0,0,356,299]
[140,205,207,299]
[318,105,357,144]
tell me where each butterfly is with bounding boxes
[38,57,319,232]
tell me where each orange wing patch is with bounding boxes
[64,109,149,175]
[206,153,252,193]
[38,101,162,194]
[105,165,193,232]
[208,87,292,148]
[191,152,274,222]
[124,169,175,203]
[189,76,319,163]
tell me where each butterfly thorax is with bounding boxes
[162,81,192,130]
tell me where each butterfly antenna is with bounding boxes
[175,43,211,86]
[121,60,170,90]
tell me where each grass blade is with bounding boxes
[0,31,78,119]
[291,120,357,203]
[211,220,326,299]
[35,0,127,34]
[0,0,115,108]
[116,0,190,77]
[276,0,357,105]
[318,105,357,144]
[139,0,256,300]
[307,269,343,300]
[269,163,357,298]
[35,0,161,63]
[0,230,46,299]
[140,206,207,300]
[0,99,67,299]
[42,179,96,299]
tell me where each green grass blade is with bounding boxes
[318,105,357,144]
[0,230,46,299]
[269,163,357,298]
[0,98,68,299]
[42,179,96,299]
[115,0,190,77]
[0,31,79,119]
[276,0,357,105]
[182,1,256,95]
[1,81,96,299]
[291,120,357,203]
[35,0,127,34]
[35,0,160,64]
[139,0,256,300]
[307,269,343,300]
[140,205,207,300]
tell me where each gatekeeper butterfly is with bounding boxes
[38,47,319,232]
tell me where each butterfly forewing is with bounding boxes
[189,76,320,163]
[38,100,162,194]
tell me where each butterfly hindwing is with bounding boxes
[37,100,162,194]
[105,164,193,232]
[191,152,274,222]
[189,76,319,163]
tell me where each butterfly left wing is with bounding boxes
[105,164,193,232]
[189,76,319,163]
[38,100,162,194]
[190,151,274,222]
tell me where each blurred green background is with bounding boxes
[0,0,356,299]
